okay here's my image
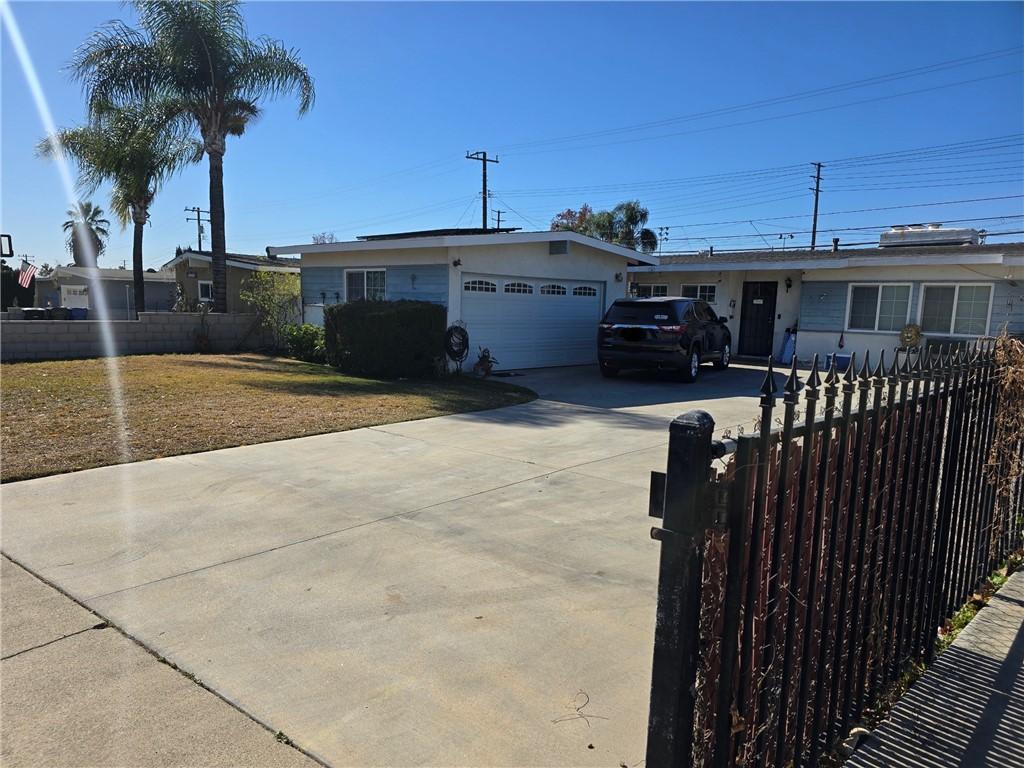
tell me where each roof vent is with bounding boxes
[549,240,569,255]
[879,224,979,248]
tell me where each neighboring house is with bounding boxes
[267,228,658,369]
[162,249,300,313]
[34,266,176,319]
[629,226,1024,364]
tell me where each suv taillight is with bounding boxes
[598,323,613,330]
[658,324,687,334]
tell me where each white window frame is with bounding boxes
[680,283,717,303]
[344,268,386,302]
[634,283,668,298]
[198,280,214,303]
[916,282,994,337]
[844,282,913,333]
[573,286,598,297]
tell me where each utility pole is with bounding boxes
[492,210,504,230]
[466,151,498,230]
[809,163,823,251]
[185,206,211,251]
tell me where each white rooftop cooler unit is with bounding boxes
[879,223,981,248]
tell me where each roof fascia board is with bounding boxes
[269,231,659,265]
[628,251,1009,273]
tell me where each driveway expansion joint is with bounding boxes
[0,553,332,768]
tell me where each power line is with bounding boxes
[496,47,1022,152]
[500,70,1022,156]
[656,195,1024,229]
[660,214,1024,242]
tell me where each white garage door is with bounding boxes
[460,273,605,369]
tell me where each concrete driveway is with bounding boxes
[1,363,774,767]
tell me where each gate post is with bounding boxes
[647,410,716,768]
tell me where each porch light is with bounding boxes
[785,277,793,293]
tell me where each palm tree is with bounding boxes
[561,200,659,253]
[61,201,110,268]
[71,0,315,313]
[40,102,201,312]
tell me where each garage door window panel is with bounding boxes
[573,286,598,297]
[346,269,386,301]
[464,279,496,293]
[540,284,567,295]
[504,282,534,294]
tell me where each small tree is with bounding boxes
[239,271,300,350]
[311,231,337,244]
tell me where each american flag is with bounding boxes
[17,259,38,289]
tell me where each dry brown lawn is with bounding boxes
[0,354,535,483]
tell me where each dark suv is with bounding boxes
[597,297,732,382]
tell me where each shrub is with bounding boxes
[239,272,301,350]
[324,300,446,378]
[285,323,326,364]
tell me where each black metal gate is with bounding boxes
[646,344,1023,767]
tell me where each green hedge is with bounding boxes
[324,300,446,378]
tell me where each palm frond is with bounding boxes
[234,37,315,114]
[69,20,165,112]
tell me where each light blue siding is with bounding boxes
[301,266,345,305]
[991,280,1024,335]
[386,265,448,304]
[799,281,848,331]
[301,263,448,306]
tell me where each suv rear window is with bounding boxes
[603,301,684,324]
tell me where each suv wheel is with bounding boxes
[681,347,700,383]
[714,343,731,370]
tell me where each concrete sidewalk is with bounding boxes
[1,556,316,767]
[848,570,1024,768]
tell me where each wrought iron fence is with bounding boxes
[646,343,1023,768]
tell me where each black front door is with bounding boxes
[738,281,778,357]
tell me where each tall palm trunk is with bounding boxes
[131,206,147,316]
[207,142,228,314]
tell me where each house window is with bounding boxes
[198,280,213,302]
[846,283,911,332]
[504,281,534,294]
[680,284,717,303]
[540,284,567,295]
[573,286,598,297]
[464,279,496,293]
[634,284,668,298]
[345,269,386,301]
[919,284,992,336]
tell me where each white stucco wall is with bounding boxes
[630,261,1023,363]
[629,268,802,359]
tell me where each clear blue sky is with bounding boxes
[2,1,1022,269]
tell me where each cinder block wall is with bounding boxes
[0,312,270,362]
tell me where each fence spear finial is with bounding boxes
[807,354,822,390]
[843,352,857,383]
[859,350,871,382]
[825,352,839,385]
[785,357,800,396]
[873,349,886,378]
[761,357,778,398]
